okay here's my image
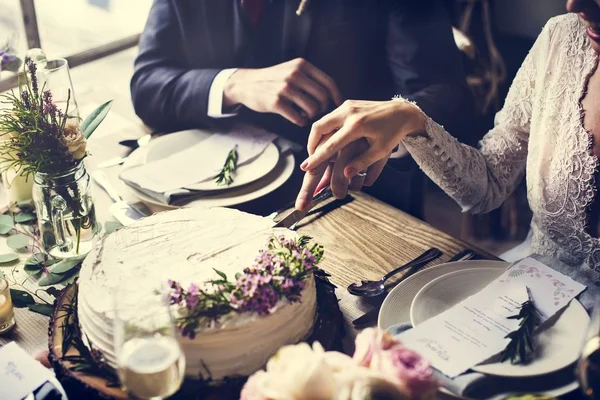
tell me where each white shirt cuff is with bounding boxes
[207,68,239,118]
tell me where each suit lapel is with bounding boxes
[282,0,313,60]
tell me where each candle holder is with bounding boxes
[0,278,15,334]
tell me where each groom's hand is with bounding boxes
[223,58,343,127]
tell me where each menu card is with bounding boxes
[399,258,586,377]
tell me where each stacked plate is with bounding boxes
[122,129,295,209]
[377,260,589,399]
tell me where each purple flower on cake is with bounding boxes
[167,235,324,338]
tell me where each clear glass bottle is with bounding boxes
[32,162,99,259]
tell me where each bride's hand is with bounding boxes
[295,99,425,210]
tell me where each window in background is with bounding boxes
[34,0,152,59]
[0,0,27,79]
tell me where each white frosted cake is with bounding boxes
[77,207,319,381]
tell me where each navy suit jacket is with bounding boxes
[131,0,475,144]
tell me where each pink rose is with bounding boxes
[371,344,438,400]
[353,328,398,368]
[240,371,269,400]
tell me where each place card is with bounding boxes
[0,342,55,400]
[399,258,586,377]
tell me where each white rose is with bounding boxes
[61,121,87,160]
[258,342,336,400]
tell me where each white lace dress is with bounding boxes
[403,14,600,273]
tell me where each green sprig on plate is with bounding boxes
[502,288,542,365]
[215,145,238,186]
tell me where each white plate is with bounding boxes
[144,129,280,191]
[378,260,509,330]
[410,267,505,326]
[411,268,590,378]
[124,145,295,209]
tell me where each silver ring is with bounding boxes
[356,171,367,178]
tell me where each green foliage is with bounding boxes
[6,234,29,249]
[50,258,82,274]
[10,289,35,307]
[27,303,54,316]
[15,212,36,223]
[81,100,113,139]
[215,146,238,186]
[0,214,15,234]
[501,290,541,365]
[0,253,19,264]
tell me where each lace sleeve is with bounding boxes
[402,19,554,214]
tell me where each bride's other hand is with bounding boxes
[295,99,425,210]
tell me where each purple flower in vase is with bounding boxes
[25,58,38,94]
[21,91,30,109]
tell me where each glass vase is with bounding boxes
[32,162,99,259]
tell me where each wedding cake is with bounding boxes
[77,207,320,381]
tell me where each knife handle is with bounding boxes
[92,171,123,203]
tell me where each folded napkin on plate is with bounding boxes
[387,323,576,399]
[118,126,302,205]
[121,126,277,193]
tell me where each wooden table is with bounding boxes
[0,53,499,399]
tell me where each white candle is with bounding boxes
[0,279,15,333]
[2,167,33,203]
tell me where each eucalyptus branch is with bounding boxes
[215,145,239,186]
[501,288,542,365]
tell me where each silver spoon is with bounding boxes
[347,248,443,297]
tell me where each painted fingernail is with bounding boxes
[345,167,357,178]
[300,160,309,170]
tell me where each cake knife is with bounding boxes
[191,187,334,263]
[273,186,333,229]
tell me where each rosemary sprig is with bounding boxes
[215,145,238,186]
[501,288,542,365]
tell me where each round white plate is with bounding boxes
[411,268,590,378]
[410,267,505,326]
[123,145,295,210]
[378,260,509,330]
[144,129,280,191]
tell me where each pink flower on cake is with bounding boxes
[370,344,438,400]
[240,371,269,400]
[352,327,398,368]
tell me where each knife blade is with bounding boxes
[274,186,333,229]
[352,249,477,327]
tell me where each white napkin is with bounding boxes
[120,126,277,193]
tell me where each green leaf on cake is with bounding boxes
[15,212,36,224]
[0,270,4,279]
[50,258,83,274]
[214,269,228,281]
[0,253,19,264]
[7,234,29,249]
[27,303,54,316]
[0,215,15,234]
[10,289,35,307]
